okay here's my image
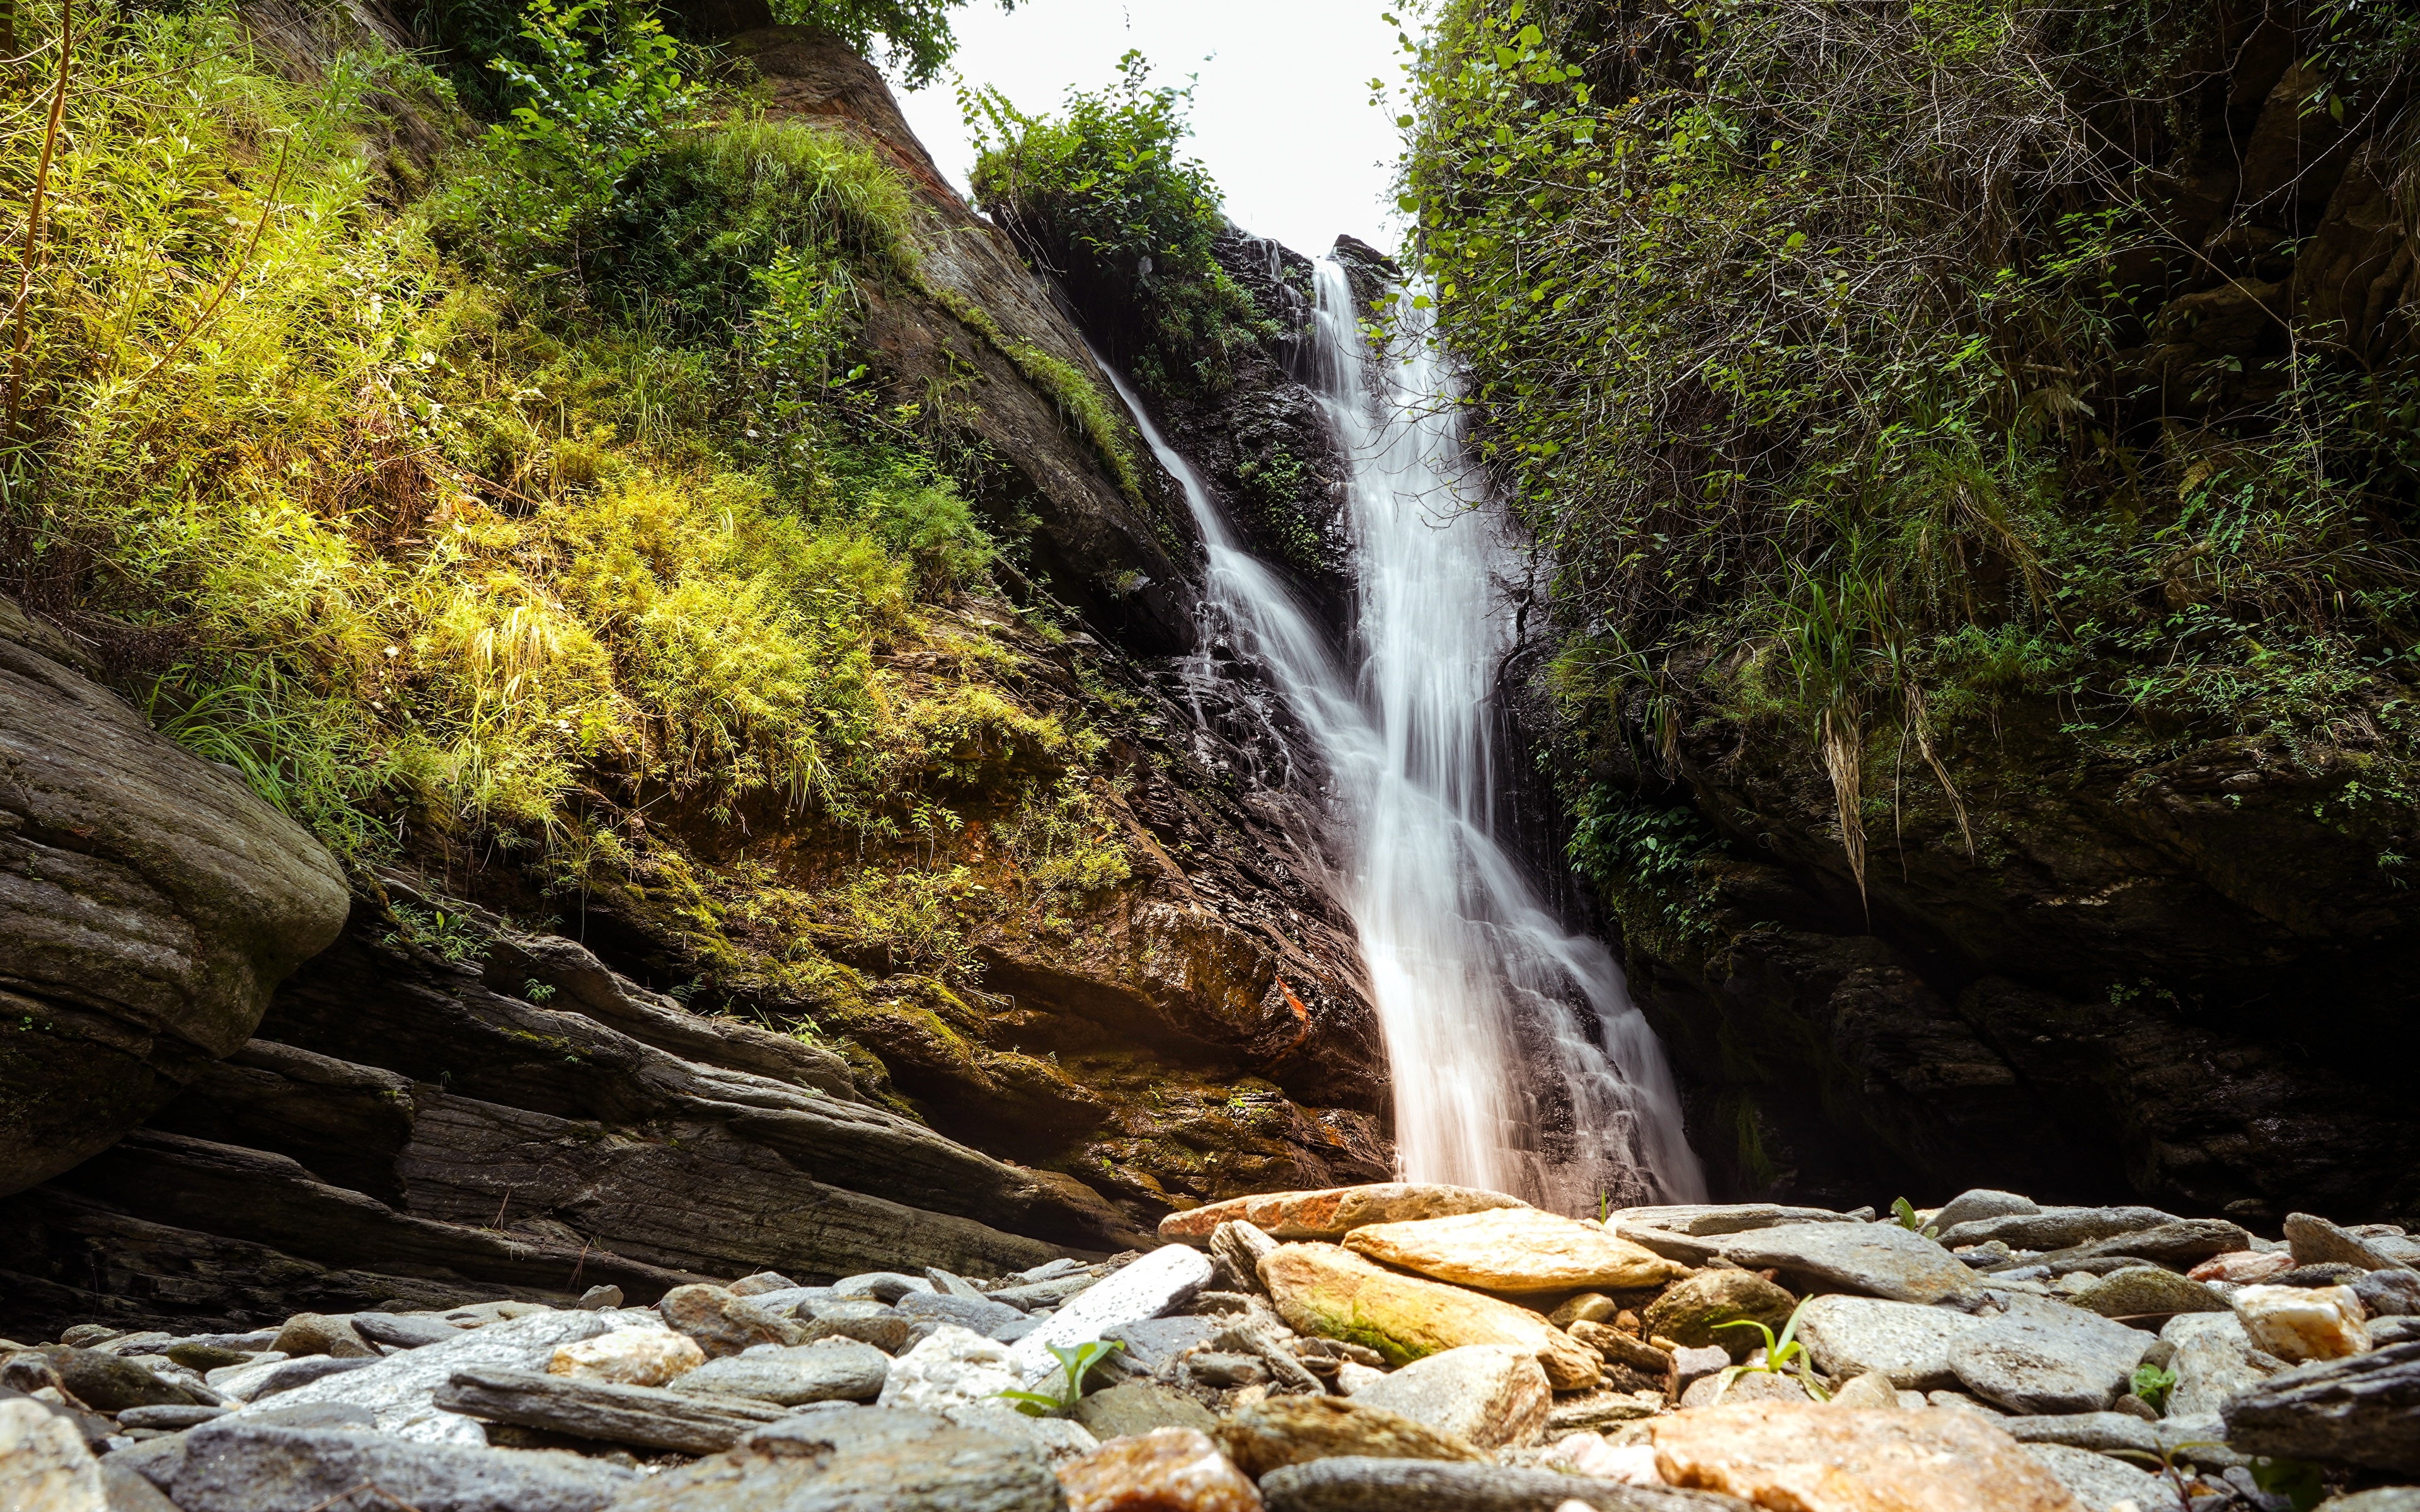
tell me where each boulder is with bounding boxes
[1160,1184,1530,1245]
[1827,1372,1901,1410]
[433,1367,787,1454]
[2222,1339,2420,1474]
[2065,1268,2230,1320]
[2162,1312,2272,1418]
[28,1347,199,1412]
[658,1285,805,1358]
[1341,1208,1685,1294]
[1057,1426,1262,1512]
[1612,1203,1865,1237]
[1932,1191,2040,1231]
[0,1397,104,1512]
[669,1339,889,1405]
[798,1300,918,1354]
[877,1323,1023,1411]
[2038,1221,2250,1271]
[1947,1295,2152,1414]
[0,594,349,1198]
[547,1327,703,1387]
[1643,1272,1801,1360]
[1005,1244,1212,1389]
[2288,1213,2418,1274]
[2021,1442,2185,1512]
[2235,1285,2371,1363]
[1254,1454,1714,1511]
[1258,1242,1602,1389]
[1647,1401,2085,1512]
[1214,1395,1484,1478]
[1719,1225,1982,1306]
[1793,1296,1985,1390]
[133,1417,633,1511]
[1935,1208,2177,1253]
[1072,1380,1221,1440]
[593,1406,1064,1511]
[1345,1345,1550,1450]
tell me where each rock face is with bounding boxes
[0,594,349,1196]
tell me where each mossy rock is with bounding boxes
[1642,1269,1799,1361]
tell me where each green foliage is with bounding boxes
[967,51,1275,398]
[1563,782,1724,952]
[2129,1361,2175,1413]
[766,0,1012,91]
[1890,1198,1939,1239]
[1710,1297,1828,1403]
[994,1337,1121,1418]
[383,902,492,965]
[1403,0,2420,874]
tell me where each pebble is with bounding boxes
[725,1271,799,1297]
[352,1314,466,1351]
[1931,1190,2040,1232]
[268,1315,373,1360]
[2064,1266,2230,1319]
[1255,1455,1678,1511]
[797,1300,918,1354]
[875,1323,1024,1411]
[2192,1250,2298,1285]
[1644,1270,1801,1358]
[833,1271,935,1303]
[1073,1380,1220,1440]
[897,1288,1030,1340]
[2162,1311,2273,1417]
[657,1285,805,1358]
[1058,1425,1262,1512]
[1998,1411,2161,1455]
[940,1401,1100,1467]
[433,1366,789,1454]
[609,1408,1063,1512]
[1214,1394,1485,1477]
[1537,1430,1666,1484]
[132,1416,635,1511]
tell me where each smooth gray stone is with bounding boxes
[833,1271,933,1303]
[2357,1270,2420,1318]
[1949,1295,2152,1414]
[1608,1203,1862,1237]
[101,1459,183,1512]
[670,1341,889,1406]
[1933,1190,2040,1231]
[1720,1223,1983,1305]
[2320,1491,2420,1512]
[1793,1295,1985,1389]
[2162,1312,2271,1419]
[2021,1442,2185,1512]
[926,1266,988,1299]
[2000,1412,2161,1455]
[127,1332,278,1357]
[1006,1258,1087,1285]
[2375,1319,2420,1346]
[727,1271,800,1296]
[116,1405,230,1429]
[896,1290,1028,1339]
[1070,1380,1218,1440]
[613,1408,1064,1511]
[938,1402,1099,1468]
[1610,1225,1724,1266]
[141,1418,633,1511]
[2156,1414,2250,1470]
[2223,1339,2420,1474]
[1257,1455,1734,1511]
[747,1286,839,1318]
[30,1348,201,1412]
[1103,1316,1218,1373]
[796,1301,915,1354]
[2287,1213,2419,1274]
[434,1368,788,1455]
[229,1309,615,1446]
[246,1355,383,1402]
[1938,1207,2179,1252]
[2036,1220,2249,1271]
[353,1314,466,1351]
[988,1273,1097,1311]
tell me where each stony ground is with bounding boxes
[3,1181,2416,1511]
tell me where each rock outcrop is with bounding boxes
[0,595,350,1196]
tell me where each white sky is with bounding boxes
[892,0,1408,261]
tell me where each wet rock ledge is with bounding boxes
[5,1180,2416,1511]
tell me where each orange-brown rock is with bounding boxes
[1160,1184,1528,1245]
[1255,1241,1601,1389]
[1058,1426,1264,1512]
[1342,1206,1686,1294]
[1213,1395,1482,1479]
[1649,1401,2085,1512]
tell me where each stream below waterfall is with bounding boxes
[1102,257,1707,1213]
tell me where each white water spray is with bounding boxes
[1100,258,1705,1212]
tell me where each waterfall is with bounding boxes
[1098,257,1706,1213]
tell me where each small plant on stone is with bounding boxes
[994,1338,1122,1418]
[2130,1361,2176,1413]
[523,979,559,1004]
[382,903,490,966]
[1890,1198,1939,1239]
[1710,1297,1829,1404]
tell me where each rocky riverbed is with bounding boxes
[4,1181,2416,1511]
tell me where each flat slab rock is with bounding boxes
[1255,1453,1742,1511]
[1342,1207,1685,1295]
[2222,1337,2420,1474]
[1005,1244,1211,1389]
[1937,1206,2179,1252]
[227,1309,626,1445]
[1259,1241,1601,1389]
[434,1368,789,1454]
[2022,1441,2185,1512]
[1160,1184,1530,1244]
[1792,1296,1985,1390]
[1949,1295,2151,1414]
[132,1417,635,1512]
[670,1339,889,1406]
[1612,1204,1865,1237]
[1346,1344,1551,1450]
[606,1406,1064,1512]
[1646,1400,2082,1512]
[1719,1222,1983,1306]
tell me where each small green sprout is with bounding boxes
[1891,1198,1939,1239]
[2130,1361,2175,1413]
[1710,1297,1829,1404]
[993,1338,1122,1418]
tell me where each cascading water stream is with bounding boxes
[1099,258,1705,1212]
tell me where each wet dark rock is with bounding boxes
[0,595,349,1198]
